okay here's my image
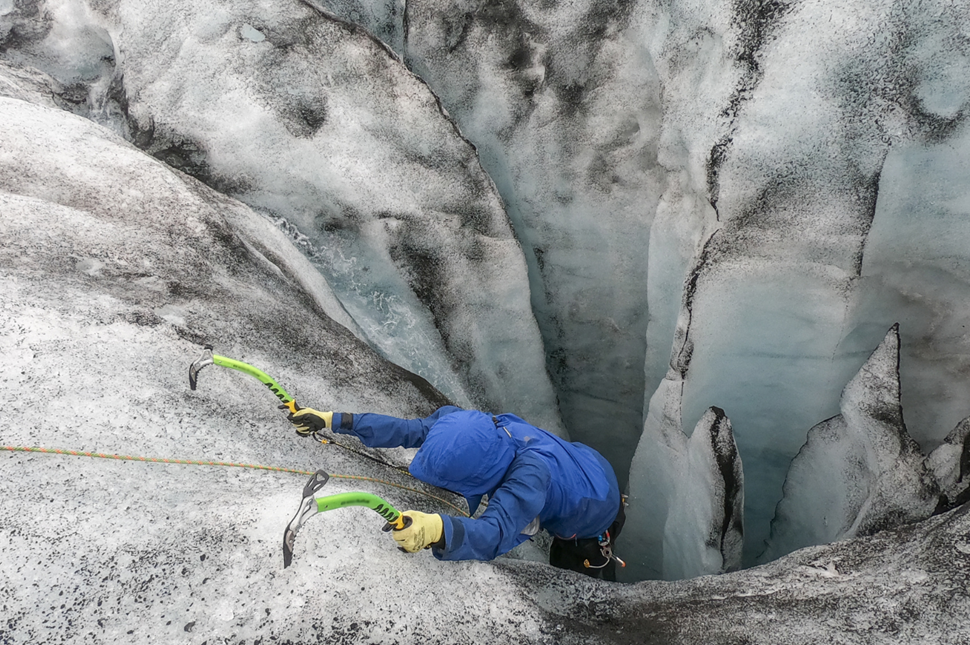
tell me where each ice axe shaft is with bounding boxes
[282,469,409,568]
[189,345,299,414]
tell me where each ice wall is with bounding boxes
[623,252,744,581]
[856,122,970,449]
[761,325,940,562]
[623,401,744,582]
[320,0,970,568]
[396,0,667,478]
[0,0,565,435]
[637,0,970,565]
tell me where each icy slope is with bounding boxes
[0,0,564,434]
[566,503,970,645]
[0,92,527,643]
[4,94,970,645]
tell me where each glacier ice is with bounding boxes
[0,0,565,435]
[327,0,970,570]
[856,123,970,450]
[634,0,970,566]
[760,325,940,562]
[5,0,970,597]
[6,41,970,642]
[926,416,970,510]
[398,0,667,478]
[623,267,744,581]
[2,88,970,643]
[302,0,406,53]
[661,407,743,581]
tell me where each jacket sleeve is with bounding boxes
[330,406,462,449]
[433,451,550,561]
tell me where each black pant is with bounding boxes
[549,502,626,581]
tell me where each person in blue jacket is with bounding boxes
[286,405,626,580]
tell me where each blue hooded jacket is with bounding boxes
[330,406,620,561]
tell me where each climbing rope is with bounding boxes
[1,445,469,517]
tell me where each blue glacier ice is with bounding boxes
[760,325,940,563]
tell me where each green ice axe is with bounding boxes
[188,345,299,414]
[282,470,411,568]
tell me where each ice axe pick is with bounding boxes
[188,345,299,414]
[282,469,411,568]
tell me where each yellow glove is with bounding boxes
[285,407,333,437]
[392,511,443,553]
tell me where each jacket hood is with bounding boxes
[408,410,515,505]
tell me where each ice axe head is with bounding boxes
[283,470,330,568]
[188,345,215,391]
[281,473,410,569]
[187,346,299,415]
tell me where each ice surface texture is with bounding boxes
[0,0,563,434]
[761,325,940,562]
[623,252,745,581]
[6,0,970,587]
[4,91,970,644]
[623,0,970,566]
[624,396,745,581]
[401,0,666,480]
[926,417,970,510]
[307,0,970,565]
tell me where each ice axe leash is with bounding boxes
[282,470,412,568]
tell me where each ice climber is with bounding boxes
[286,405,626,580]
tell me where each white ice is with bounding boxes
[3,0,564,435]
[926,417,970,507]
[0,93,550,644]
[637,0,970,565]
[402,0,668,477]
[623,286,744,581]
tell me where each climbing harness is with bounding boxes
[583,529,626,570]
[583,494,628,571]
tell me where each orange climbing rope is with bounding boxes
[1,445,469,517]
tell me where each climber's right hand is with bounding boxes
[282,407,334,437]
